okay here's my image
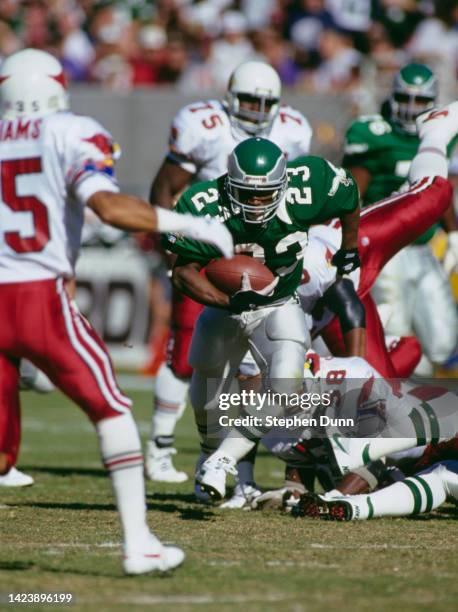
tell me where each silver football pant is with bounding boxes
[189,298,309,449]
[372,245,458,364]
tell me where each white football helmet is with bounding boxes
[224,61,281,136]
[0,49,69,120]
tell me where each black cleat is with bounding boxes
[293,492,353,521]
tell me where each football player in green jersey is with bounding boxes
[343,63,458,374]
[162,137,361,501]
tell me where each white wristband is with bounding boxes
[155,207,190,233]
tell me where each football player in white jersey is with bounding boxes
[241,351,458,511]
[0,49,233,575]
[147,60,314,483]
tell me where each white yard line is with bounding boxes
[310,543,424,550]
[82,593,289,606]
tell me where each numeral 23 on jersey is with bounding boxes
[287,165,312,205]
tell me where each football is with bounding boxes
[205,254,274,295]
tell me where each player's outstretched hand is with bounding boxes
[229,272,279,313]
[331,247,361,275]
[184,216,234,258]
[443,231,458,276]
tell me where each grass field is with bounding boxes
[1,385,457,611]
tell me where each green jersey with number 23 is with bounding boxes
[163,155,358,305]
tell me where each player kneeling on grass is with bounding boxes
[0,49,234,575]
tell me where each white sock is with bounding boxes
[218,431,256,462]
[152,364,188,442]
[409,133,448,182]
[347,471,447,520]
[97,414,152,552]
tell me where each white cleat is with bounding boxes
[145,441,188,483]
[123,536,185,575]
[416,101,458,144]
[194,452,211,503]
[0,467,34,487]
[219,482,261,509]
[195,451,237,502]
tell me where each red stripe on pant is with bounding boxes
[69,299,131,408]
[0,278,131,471]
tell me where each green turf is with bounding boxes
[0,388,457,611]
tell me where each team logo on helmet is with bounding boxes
[226,137,287,224]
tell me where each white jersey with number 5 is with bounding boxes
[0,111,120,283]
[167,99,313,180]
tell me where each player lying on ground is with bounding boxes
[250,352,458,508]
[291,437,458,521]
[0,49,233,574]
[147,61,314,483]
[184,101,458,504]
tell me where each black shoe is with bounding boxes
[293,492,353,521]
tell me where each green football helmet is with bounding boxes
[390,63,438,134]
[226,137,287,224]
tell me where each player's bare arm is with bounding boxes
[88,190,160,232]
[149,159,193,208]
[347,166,371,198]
[338,204,360,251]
[88,191,233,258]
[172,260,230,308]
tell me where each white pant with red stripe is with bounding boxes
[0,277,131,470]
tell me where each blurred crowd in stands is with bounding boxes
[1,0,458,106]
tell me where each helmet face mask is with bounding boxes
[226,137,287,225]
[225,61,281,137]
[390,63,437,135]
[0,49,69,120]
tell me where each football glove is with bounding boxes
[331,247,361,275]
[251,485,304,511]
[229,272,279,313]
[443,231,458,276]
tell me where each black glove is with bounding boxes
[229,272,279,313]
[331,247,361,275]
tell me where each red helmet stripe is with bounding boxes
[50,70,67,89]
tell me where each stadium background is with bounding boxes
[2,0,457,368]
